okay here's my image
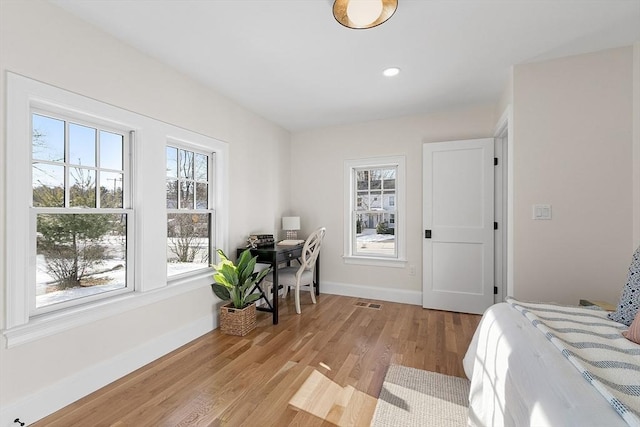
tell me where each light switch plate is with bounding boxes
[533,204,552,220]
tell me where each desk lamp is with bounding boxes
[282,216,300,240]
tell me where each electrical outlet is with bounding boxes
[409,265,416,276]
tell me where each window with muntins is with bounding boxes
[166,145,215,277]
[354,166,397,257]
[31,111,133,313]
[6,73,229,347]
[344,156,406,266]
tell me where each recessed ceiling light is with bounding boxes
[383,67,400,77]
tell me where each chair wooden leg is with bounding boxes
[295,285,301,314]
[310,284,316,304]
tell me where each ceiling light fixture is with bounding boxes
[383,67,400,77]
[333,0,398,30]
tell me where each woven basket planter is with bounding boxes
[220,302,257,336]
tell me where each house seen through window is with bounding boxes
[354,166,397,257]
[344,155,405,265]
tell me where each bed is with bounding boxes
[462,298,640,427]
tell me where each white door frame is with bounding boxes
[494,105,514,300]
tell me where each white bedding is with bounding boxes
[463,302,628,427]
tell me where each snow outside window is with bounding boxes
[343,156,406,267]
[5,73,229,346]
[31,111,133,315]
[166,145,215,278]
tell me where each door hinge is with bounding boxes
[494,222,498,230]
[424,230,432,239]
[494,157,498,166]
[494,286,498,295]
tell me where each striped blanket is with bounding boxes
[507,297,640,427]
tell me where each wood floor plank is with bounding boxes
[31,294,481,426]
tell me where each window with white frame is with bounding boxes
[166,145,215,277]
[344,156,406,266]
[31,111,133,314]
[5,73,229,346]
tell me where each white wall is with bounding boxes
[1,0,638,423]
[290,105,497,302]
[290,46,638,309]
[512,46,635,304]
[496,67,514,120]
[0,0,290,423]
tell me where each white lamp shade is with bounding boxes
[282,216,301,231]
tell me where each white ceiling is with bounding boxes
[50,0,640,132]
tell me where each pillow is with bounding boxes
[608,245,640,326]
[623,310,640,344]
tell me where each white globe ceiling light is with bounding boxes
[347,0,383,26]
[333,0,398,30]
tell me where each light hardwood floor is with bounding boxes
[33,294,481,426]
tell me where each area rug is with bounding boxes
[370,365,470,427]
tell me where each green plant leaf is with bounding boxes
[212,250,234,271]
[212,249,272,308]
[212,272,231,288]
[255,267,271,282]
[236,249,252,268]
[236,250,255,283]
[239,279,253,294]
[211,283,231,301]
[229,287,243,308]
[241,256,257,281]
[217,263,239,287]
[217,248,230,261]
[245,293,261,304]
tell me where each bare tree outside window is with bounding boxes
[32,113,129,308]
[167,213,209,264]
[166,146,213,276]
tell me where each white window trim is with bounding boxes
[166,140,216,280]
[29,110,135,316]
[343,156,406,267]
[4,73,229,348]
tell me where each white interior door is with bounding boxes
[423,138,494,314]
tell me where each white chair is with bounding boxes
[266,227,326,314]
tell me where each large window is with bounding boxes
[166,145,214,277]
[32,111,132,313]
[6,73,229,346]
[344,156,406,266]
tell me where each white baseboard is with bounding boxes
[321,281,422,306]
[0,312,216,427]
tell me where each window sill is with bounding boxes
[3,275,213,348]
[167,268,214,286]
[343,255,407,268]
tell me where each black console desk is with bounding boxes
[237,243,320,325]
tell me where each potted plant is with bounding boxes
[211,248,271,336]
